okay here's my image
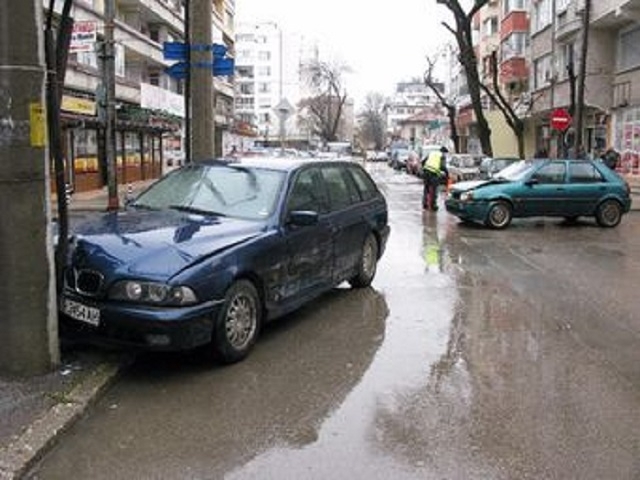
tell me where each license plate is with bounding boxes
[62,298,100,327]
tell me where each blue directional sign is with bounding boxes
[163,42,189,61]
[212,43,228,58]
[165,62,188,80]
[163,42,234,78]
[213,57,234,76]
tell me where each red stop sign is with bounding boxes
[551,108,572,131]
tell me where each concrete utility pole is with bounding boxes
[0,0,59,375]
[102,0,119,209]
[189,0,214,161]
[574,0,592,152]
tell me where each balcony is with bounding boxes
[500,57,529,84]
[590,0,640,28]
[119,0,184,33]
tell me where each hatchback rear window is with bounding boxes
[569,162,604,183]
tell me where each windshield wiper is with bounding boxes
[168,205,226,216]
[129,202,157,210]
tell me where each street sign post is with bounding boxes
[551,108,572,131]
[163,42,235,78]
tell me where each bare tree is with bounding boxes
[424,55,460,153]
[299,59,350,143]
[478,51,527,158]
[436,0,493,156]
[358,92,387,150]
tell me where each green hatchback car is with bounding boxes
[445,159,632,229]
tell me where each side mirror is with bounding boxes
[525,178,539,186]
[287,210,319,227]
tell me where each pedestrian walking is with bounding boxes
[422,146,449,211]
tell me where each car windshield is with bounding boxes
[131,164,286,220]
[495,160,535,181]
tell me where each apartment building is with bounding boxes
[47,0,235,193]
[234,22,316,150]
[385,80,445,149]
[595,0,640,174]
[457,0,532,156]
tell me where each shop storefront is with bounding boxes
[534,110,608,159]
[55,90,180,194]
[614,105,640,175]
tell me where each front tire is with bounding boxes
[595,199,623,228]
[349,233,379,288]
[485,201,512,229]
[211,280,261,364]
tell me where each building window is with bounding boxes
[618,26,640,71]
[149,72,160,86]
[258,82,270,93]
[257,66,271,76]
[483,16,498,37]
[239,83,254,95]
[557,42,575,80]
[75,51,98,69]
[532,0,552,32]
[258,51,271,61]
[501,32,528,60]
[533,54,553,89]
[503,0,527,15]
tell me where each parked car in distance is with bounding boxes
[405,150,422,176]
[447,154,483,183]
[445,158,632,229]
[59,158,390,364]
[479,156,520,179]
[365,150,389,162]
[390,148,412,170]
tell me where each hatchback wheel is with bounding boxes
[211,280,261,364]
[485,201,512,229]
[349,233,379,288]
[595,200,622,228]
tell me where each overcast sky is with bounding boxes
[235,0,453,108]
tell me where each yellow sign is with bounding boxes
[29,103,46,147]
[61,95,96,116]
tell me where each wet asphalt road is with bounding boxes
[30,163,640,479]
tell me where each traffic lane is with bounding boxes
[430,213,640,479]
[377,171,640,479]
[447,213,640,384]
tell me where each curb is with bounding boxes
[0,358,128,479]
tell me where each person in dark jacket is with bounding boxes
[602,148,620,170]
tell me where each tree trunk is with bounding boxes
[461,47,493,157]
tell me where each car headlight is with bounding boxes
[460,191,475,202]
[109,281,198,306]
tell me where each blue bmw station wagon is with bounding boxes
[60,158,390,363]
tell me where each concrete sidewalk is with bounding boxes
[52,179,156,218]
[0,182,154,479]
[0,349,131,479]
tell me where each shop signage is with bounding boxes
[70,21,97,53]
[61,95,96,116]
